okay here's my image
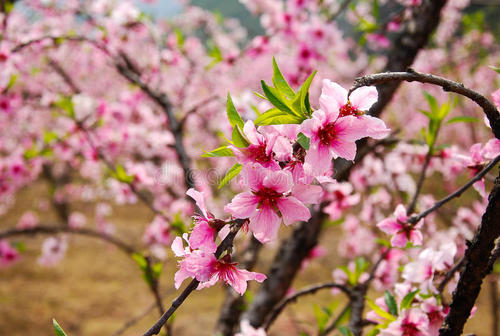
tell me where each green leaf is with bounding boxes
[354,257,369,284]
[151,262,163,280]
[132,253,148,270]
[423,92,439,115]
[171,212,188,235]
[6,73,18,91]
[297,132,310,150]
[366,328,380,336]
[384,291,398,316]
[261,80,296,115]
[54,96,75,118]
[313,304,330,332]
[372,0,380,20]
[339,326,355,336]
[174,28,184,47]
[489,65,500,75]
[113,164,135,184]
[400,290,419,310]
[43,131,59,144]
[218,163,242,189]
[226,93,244,129]
[231,125,250,148]
[339,265,356,286]
[254,108,304,126]
[446,116,478,124]
[295,70,317,117]
[52,319,68,336]
[367,299,397,322]
[272,57,295,99]
[202,146,234,157]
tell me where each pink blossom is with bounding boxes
[172,237,266,295]
[18,211,39,229]
[380,309,429,336]
[38,237,68,267]
[0,239,20,267]
[143,215,171,246]
[231,121,280,170]
[225,165,321,243]
[301,80,390,177]
[377,205,423,248]
[68,212,86,229]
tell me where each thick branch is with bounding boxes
[243,206,326,327]
[368,0,448,118]
[439,170,500,335]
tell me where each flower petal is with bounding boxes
[350,86,378,111]
[249,206,281,243]
[277,196,311,225]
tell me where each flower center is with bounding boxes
[401,321,420,336]
[317,122,338,146]
[339,102,364,117]
[255,187,282,207]
[245,143,271,164]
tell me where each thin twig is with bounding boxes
[0,225,137,255]
[408,155,500,225]
[407,148,433,214]
[264,282,352,330]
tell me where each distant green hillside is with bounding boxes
[191,0,264,38]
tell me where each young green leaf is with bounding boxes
[231,125,250,148]
[254,108,305,126]
[446,116,478,124]
[53,319,68,336]
[219,163,242,188]
[423,92,439,115]
[261,80,296,115]
[297,132,310,150]
[489,65,500,75]
[202,146,234,157]
[339,326,355,336]
[296,70,317,117]
[226,93,245,128]
[400,290,419,310]
[114,164,135,184]
[367,299,397,322]
[272,57,295,99]
[384,291,398,316]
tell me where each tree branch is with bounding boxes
[264,282,352,330]
[0,225,137,255]
[349,69,500,138]
[408,155,500,225]
[439,170,500,335]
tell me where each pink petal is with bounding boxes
[391,232,408,248]
[249,206,281,243]
[394,204,408,222]
[320,79,346,119]
[277,196,311,225]
[330,138,357,161]
[350,86,378,111]
[291,183,323,204]
[263,170,293,194]
[171,236,186,257]
[189,221,216,253]
[358,115,391,139]
[240,164,266,191]
[224,192,259,218]
[243,120,263,145]
[335,116,370,141]
[174,267,191,289]
[300,114,321,138]
[304,143,334,177]
[186,188,208,218]
[409,229,423,246]
[377,219,401,235]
